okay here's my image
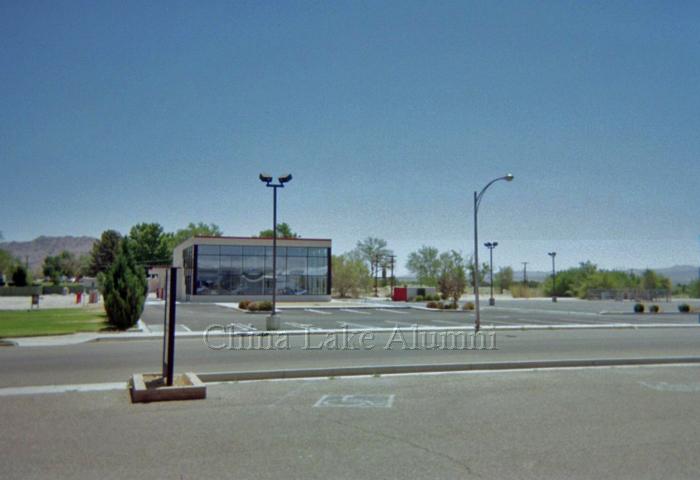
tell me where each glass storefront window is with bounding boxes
[221,245,242,255]
[198,245,220,255]
[194,243,329,296]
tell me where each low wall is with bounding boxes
[0,285,90,296]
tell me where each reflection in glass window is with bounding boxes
[243,246,265,256]
[198,245,220,255]
[286,247,307,257]
[286,275,307,295]
[286,256,307,275]
[221,245,242,255]
[307,276,327,295]
[308,247,328,257]
[308,256,328,276]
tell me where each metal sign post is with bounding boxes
[162,267,177,386]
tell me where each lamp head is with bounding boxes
[259,173,273,183]
[505,173,514,182]
[548,252,556,257]
[278,173,293,184]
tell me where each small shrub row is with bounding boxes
[426,301,458,310]
[462,301,475,311]
[634,303,663,314]
[239,300,273,312]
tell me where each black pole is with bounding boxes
[165,267,177,386]
[373,255,378,297]
[389,255,395,290]
[489,247,494,305]
[272,186,277,316]
[549,252,557,303]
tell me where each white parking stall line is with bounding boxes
[232,323,258,332]
[180,325,192,332]
[340,309,372,315]
[285,322,323,331]
[382,320,421,328]
[337,321,376,329]
[429,318,468,326]
[377,308,408,315]
[305,308,332,315]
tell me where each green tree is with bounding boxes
[102,241,147,330]
[165,222,223,251]
[257,222,299,239]
[12,265,28,287]
[689,279,700,298]
[88,230,123,276]
[355,237,391,295]
[0,248,19,279]
[43,251,80,284]
[437,250,467,306]
[466,256,489,289]
[494,266,514,293]
[406,246,441,287]
[331,254,371,298]
[128,223,171,266]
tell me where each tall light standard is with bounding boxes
[484,242,498,306]
[259,173,292,330]
[474,174,514,332]
[548,252,557,303]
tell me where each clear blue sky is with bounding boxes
[1,0,699,274]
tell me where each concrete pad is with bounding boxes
[129,372,206,403]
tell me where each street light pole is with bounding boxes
[548,252,557,303]
[474,174,514,332]
[484,242,498,306]
[259,173,292,330]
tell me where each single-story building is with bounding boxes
[172,236,332,302]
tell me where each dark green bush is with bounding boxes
[102,242,146,330]
[414,295,424,302]
[238,300,251,310]
[11,266,28,287]
[633,303,645,313]
[257,301,272,311]
[650,305,660,313]
[678,303,691,313]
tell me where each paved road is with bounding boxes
[141,299,700,333]
[2,328,700,387]
[2,364,700,479]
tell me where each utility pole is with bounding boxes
[388,255,396,290]
[521,262,529,285]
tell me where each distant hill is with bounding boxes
[0,236,97,273]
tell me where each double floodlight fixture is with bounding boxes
[259,173,293,185]
[484,241,499,249]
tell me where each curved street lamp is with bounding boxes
[259,173,292,330]
[474,174,514,332]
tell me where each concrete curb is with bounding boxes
[197,356,700,382]
[600,311,697,316]
[7,323,700,347]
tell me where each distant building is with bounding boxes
[172,236,331,302]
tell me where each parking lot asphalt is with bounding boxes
[3,364,700,479]
[140,299,700,333]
